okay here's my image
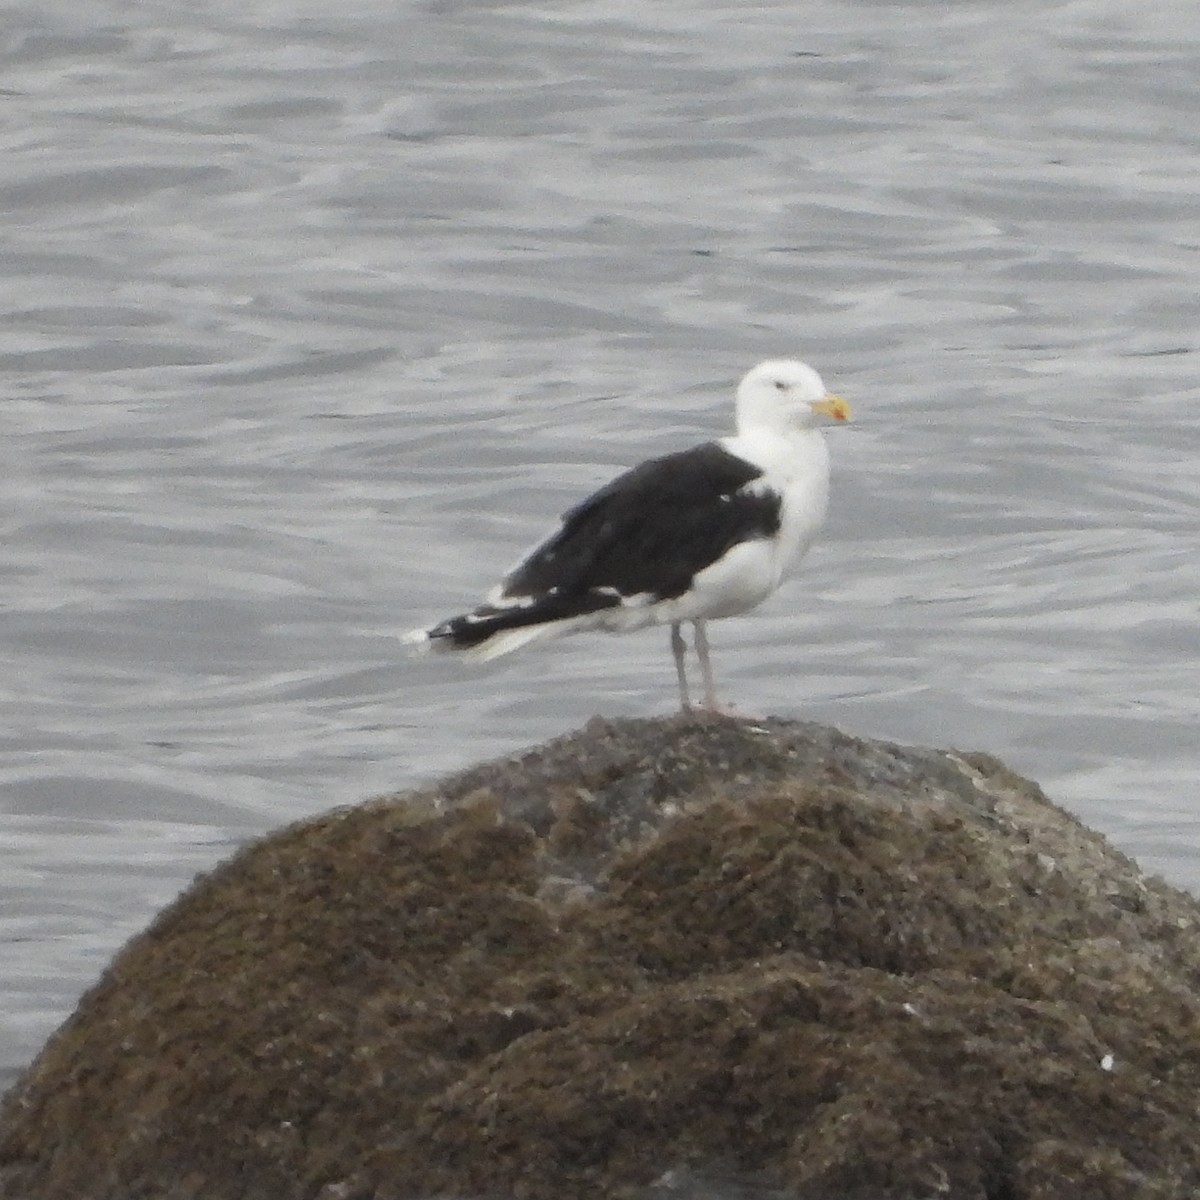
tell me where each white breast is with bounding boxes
[722,426,831,588]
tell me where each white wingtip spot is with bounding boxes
[402,628,433,653]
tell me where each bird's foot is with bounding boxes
[679,699,749,720]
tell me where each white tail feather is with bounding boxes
[402,614,602,662]
[461,620,574,661]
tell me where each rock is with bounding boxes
[2,715,1200,1200]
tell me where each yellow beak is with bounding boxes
[810,393,851,422]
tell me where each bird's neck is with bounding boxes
[722,424,828,481]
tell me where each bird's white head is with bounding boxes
[734,359,851,435]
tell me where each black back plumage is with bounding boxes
[503,441,781,602]
[426,442,783,652]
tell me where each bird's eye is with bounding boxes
[773,380,787,390]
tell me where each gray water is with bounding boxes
[2,0,1198,1091]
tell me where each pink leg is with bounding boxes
[694,620,719,710]
[669,622,691,711]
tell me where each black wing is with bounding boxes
[501,442,782,603]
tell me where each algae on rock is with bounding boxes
[2,715,1199,1200]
